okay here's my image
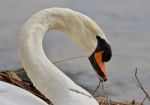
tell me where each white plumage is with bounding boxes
[0,7,108,105]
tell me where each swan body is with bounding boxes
[0,7,112,105]
[0,81,47,105]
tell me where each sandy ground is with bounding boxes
[0,0,150,104]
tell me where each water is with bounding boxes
[0,0,150,104]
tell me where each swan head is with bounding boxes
[74,14,112,81]
[70,21,112,81]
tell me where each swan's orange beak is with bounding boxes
[94,51,108,81]
[88,36,112,82]
[89,51,108,81]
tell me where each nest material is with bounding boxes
[0,70,139,105]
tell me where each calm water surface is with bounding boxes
[0,0,150,104]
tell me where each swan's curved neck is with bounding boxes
[19,8,100,105]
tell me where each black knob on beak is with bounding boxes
[96,36,112,62]
[102,42,112,62]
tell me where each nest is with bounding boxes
[0,69,140,105]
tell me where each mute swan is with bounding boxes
[0,7,112,105]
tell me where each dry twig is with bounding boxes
[135,68,150,104]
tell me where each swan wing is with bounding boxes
[0,81,48,105]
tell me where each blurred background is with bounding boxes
[0,0,150,104]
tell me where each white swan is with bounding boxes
[0,7,112,105]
